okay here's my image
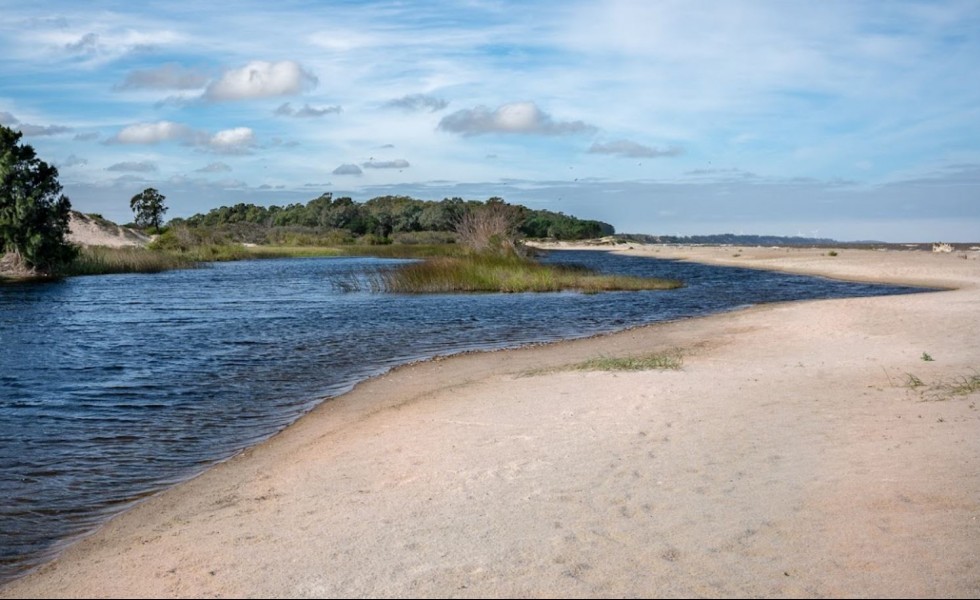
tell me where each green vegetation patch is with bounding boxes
[900,369,980,401]
[573,350,684,372]
[374,253,682,293]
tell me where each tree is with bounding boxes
[0,125,77,272]
[455,198,524,255]
[130,187,167,231]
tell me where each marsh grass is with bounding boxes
[372,253,682,293]
[60,246,197,276]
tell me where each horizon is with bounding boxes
[3,1,979,243]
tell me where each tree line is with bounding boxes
[167,193,614,245]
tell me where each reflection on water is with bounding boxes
[0,250,926,582]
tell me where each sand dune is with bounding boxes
[2,246,978,598]
[66,212,151,248]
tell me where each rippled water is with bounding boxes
[0,250,927,582]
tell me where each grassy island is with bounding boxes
[375,253,681,293]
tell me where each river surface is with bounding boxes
[0,250,927,583]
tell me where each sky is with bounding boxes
[1,0,978,242]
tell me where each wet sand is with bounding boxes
[3,245,978,598]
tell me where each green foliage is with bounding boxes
[175,193,614,246]
[921,352,934,362]
[130,187,168,231]
[0,125,77,272]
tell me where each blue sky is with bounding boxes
[2,0,978,241]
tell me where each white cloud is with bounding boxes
[208,127,255,153]
[333,164,363,176]
[438,102,596,136]
[589,140,683,158]
[107,121,255,154]
[116,64,210,91]
[204,60,317,101]
[110,121,193,144]
[362,159,410,169]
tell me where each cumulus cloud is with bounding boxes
[332,164,363,176]
[196,162,232,173]
[362,159,410,169]
[384,94,448,112]
[204,60,317,101]
[438,102,596,136]
[588,140,683,158]
[116,63,209,91]
[208,127,255,154]
[107,161,157,172]
[108,121,255,154]
[0,111,17,125]
[74,132,100,141]
[274,102,342,117]
[109,121,194,144]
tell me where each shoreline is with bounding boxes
[2,246,978,598]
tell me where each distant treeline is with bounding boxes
[167,194,614,246]
[618,233,839,246]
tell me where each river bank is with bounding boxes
[2,245,978,598]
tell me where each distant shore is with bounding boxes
[3,245,978,598]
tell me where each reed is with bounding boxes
[60,246,197,275]
[373,253,682,293]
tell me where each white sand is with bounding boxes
[66,212,150,248]
[2,246,978,598]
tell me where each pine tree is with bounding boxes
[0,125,77,273]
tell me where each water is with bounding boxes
[0,250,927,583]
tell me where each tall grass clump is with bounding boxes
[60,246,196,276]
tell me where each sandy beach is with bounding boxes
[2,245,978,598]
